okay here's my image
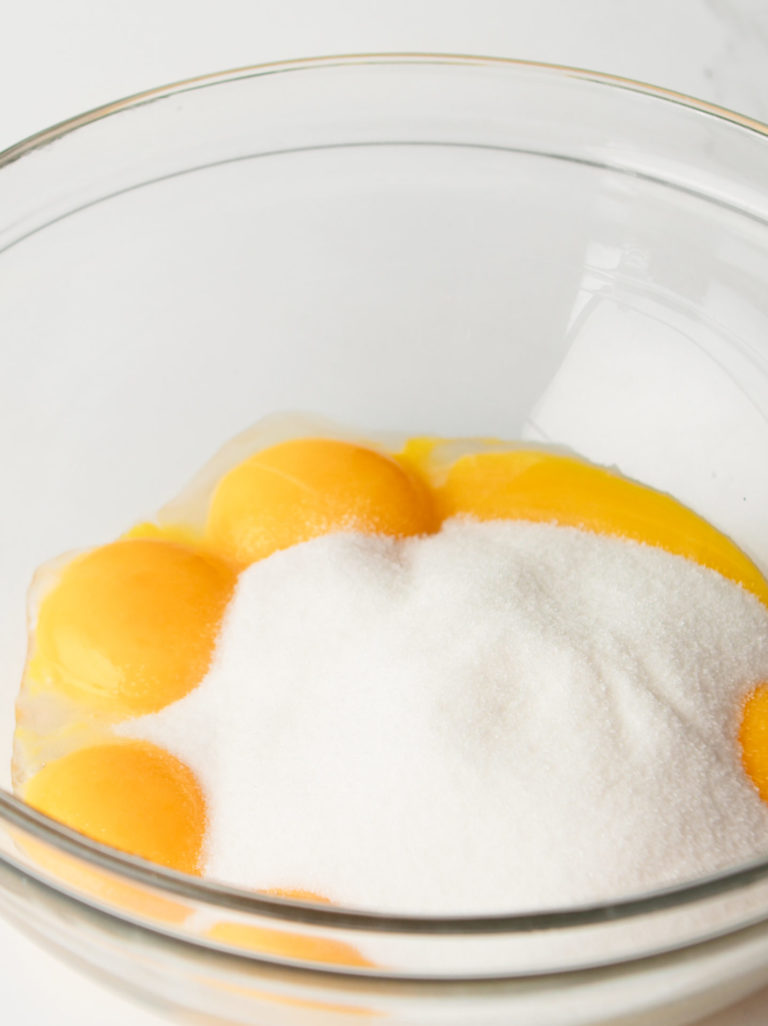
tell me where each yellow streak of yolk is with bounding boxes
[206,889,377,1008]
[206,438,437,565]
[31,538,237,715]
[122,520,206,549]
[740,685,768,801]
[18,835,192,923]
[434,448,768,607]
[199,973,378,1018]
[206,920,373,968]
[261,887,331,903]
[24,741,206,875]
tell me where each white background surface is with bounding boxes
[3,1,768,1023]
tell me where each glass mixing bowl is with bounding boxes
[2,54,768,1026]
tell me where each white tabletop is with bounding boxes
[3,1,768,1022]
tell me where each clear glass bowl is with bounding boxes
[2,54,768,1026]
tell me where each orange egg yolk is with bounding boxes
[30,538,237,715]
[740,685,768,802]
[23,741,206,875]
[431,447,768,607]
[206,437,437,565]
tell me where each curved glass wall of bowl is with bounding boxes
[5,818,768,1025]
[2,57,768,1026]
[521,161,768,572]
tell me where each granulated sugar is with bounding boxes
[125,519,768,914]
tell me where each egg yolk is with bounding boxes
[24,741,206,875]
[206,438,437,565]
[30,538,237,715]
[434,448,768,607]
[740,685,768,801]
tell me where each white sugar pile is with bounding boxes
[125,519,768,914]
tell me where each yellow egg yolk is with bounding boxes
[740,685,768,801]
[206,437,437,565]
[432,448,768,607]
[30,538,237,715]
[23,741,206,875]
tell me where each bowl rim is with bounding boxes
[3,51,768,938]
[3,50,768,170]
